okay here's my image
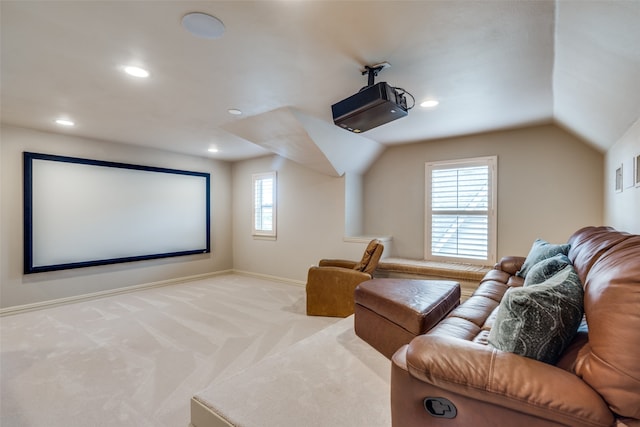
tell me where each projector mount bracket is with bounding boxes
[361,62,391,87]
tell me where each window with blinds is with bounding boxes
[252,172,276,237]
[425,156,497,265]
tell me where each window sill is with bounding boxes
[252,235,277,241]
[343,235,392,245]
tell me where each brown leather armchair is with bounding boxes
[306,239,384,317]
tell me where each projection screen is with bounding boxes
[24,152,210,274]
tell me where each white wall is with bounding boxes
[363,124,605,260]
[231,155,373,283]
[605,118,640,233]
[0,125,233,308]
[344,172,363,236]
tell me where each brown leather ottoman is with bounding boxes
[354,279,460,359]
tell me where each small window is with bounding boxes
[425,156,497,265]
[252,172,276,237]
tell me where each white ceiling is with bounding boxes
[2,1,639,170]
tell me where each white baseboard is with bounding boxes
[0,270,234,317]
[232,269,305,287]
[0,268,471,317]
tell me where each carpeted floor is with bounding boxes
[0,274,340,427]
[192,315,391,427]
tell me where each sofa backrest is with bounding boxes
[567,226,640,420]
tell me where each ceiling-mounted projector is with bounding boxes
[331,63,412,133]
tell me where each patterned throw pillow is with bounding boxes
[516,239,571,278]
[523,254,572,287]
[488,264,584,364]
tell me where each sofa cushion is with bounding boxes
[523,253,572,287]
[488,264,583,364]
[516,238,571,278]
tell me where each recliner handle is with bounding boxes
[424,397,457,419]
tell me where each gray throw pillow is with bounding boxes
[516,239,571,278]
[488,264,584,364]
[523,253,572,287]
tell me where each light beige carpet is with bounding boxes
[0,274,340,427]
[192,315,391,427]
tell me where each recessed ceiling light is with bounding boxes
[228,108,242,115]
[208,147,219,153]
[55,119,75,126]
[123,66,150,78]
[420,99,439,108]
[182,12,225,39]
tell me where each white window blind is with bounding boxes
[425,157,496,265]
[252,172,276,237]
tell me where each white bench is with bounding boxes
[376,258,491,300]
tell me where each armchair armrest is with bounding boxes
[305,266,372,317]
[493,256,526,276]
[318,259,358,269]
[400,335,613,426]
[307,266,371,286]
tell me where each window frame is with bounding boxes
[424,156,497,266]
[252,171,277,238]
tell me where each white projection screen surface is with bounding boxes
[24,152,210,274]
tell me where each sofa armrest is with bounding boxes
[493,256,526,275]
[318,259,358,269]
[400,335,613,426]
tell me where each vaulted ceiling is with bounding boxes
[2,1,639,175]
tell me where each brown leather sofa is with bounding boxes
[391,226,640,427]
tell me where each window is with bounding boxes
[425,156,497,265]
[252,172,276,237]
